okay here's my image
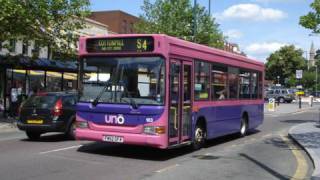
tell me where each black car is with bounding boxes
[17,92,78,140]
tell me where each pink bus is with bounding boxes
[75,34,264,149]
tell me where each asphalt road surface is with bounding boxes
[0,105,316,180]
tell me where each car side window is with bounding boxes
[63,97,76,106]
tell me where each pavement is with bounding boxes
[0,116,18,133]
[289,122,320,180]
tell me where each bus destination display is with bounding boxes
[86,37,154,53]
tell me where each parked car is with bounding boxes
[17,92,78,140]
[265,88,295,103]
[311,91,320,97]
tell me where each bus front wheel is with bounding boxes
[192,122,206,150]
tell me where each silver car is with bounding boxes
[265,88,295,103]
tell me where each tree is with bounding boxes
[300,0,320,33]
[265,45,306,86]
[0,0,90,59]
[135,0,225,48]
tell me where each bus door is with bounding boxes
[169,60,192,145]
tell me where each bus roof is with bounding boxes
[79,34,264,68]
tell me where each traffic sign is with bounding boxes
[296,70,303,79]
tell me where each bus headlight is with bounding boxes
[144,126,165,135]
[76,121,88,129]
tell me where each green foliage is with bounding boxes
[135,0,225,48]
[0,0,90,59]
[300,0,320,33]
[265,45,307,86]
[302,71,316,90]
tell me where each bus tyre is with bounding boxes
[192,124,206,150]
[26,131,41,140]
[240,116,248,137]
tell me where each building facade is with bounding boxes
[89,10,140,34]
[0,18,109,117]
[0,18,109,59]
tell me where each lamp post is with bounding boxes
[316,65,318,97]
[193,0,197,39]
[209,0,211,16]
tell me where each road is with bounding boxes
[0,104,317,180]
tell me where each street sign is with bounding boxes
[296,70,303,79]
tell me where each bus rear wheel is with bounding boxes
[240,115,248,137]
[192,123,206,150]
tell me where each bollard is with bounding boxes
[299,95,302,109]
[310,96,314,107]
[318,108,320,127]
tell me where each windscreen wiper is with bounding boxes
[92,81,112,106]
[119,82,139,109]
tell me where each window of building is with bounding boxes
[63,73,77,91]
[32,41,40,57]
[27,70,45,95]
[228,67,239,99]
[9,39,16,53]
[122,20,127,33]
[46,71,62,92]
[130,22,134,33]
[22,40,28,55]
[194,61,210,100]
[211,64,228,100]
[251,72,258,98]
[239,70,251,99]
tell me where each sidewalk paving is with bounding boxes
[0,116,18,133]
[289,122,320,180]
[264,102,320,115]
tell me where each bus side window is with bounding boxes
[251,72,258,99]
[211,64,228,100]
[228,67,239,99]
[194,61,210,100]
[239,70,251,99]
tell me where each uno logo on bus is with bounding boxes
[105,114,125,125]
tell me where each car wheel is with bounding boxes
[279,97,285,103]
[26,131,41,140]
[239,116,248,137]
[192,123,206,150]
[67,119,76,139]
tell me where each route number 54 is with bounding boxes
[137,39,147,51]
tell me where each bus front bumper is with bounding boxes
[75,128,168,149]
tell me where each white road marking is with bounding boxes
[155,164,179,173]
[39,145,82,154]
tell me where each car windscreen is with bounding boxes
[23,95,59,109]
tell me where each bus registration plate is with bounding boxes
[102,135,124,143]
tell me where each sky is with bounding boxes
[90,0,317,62]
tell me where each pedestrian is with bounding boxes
[10,82,19,117]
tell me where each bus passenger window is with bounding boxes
[251,72,258,99]
[228,67,239,99]
[239,70,251,99]
[194,61,210,100]
[211,64,228,100]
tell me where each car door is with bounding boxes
[62,96,77,122]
